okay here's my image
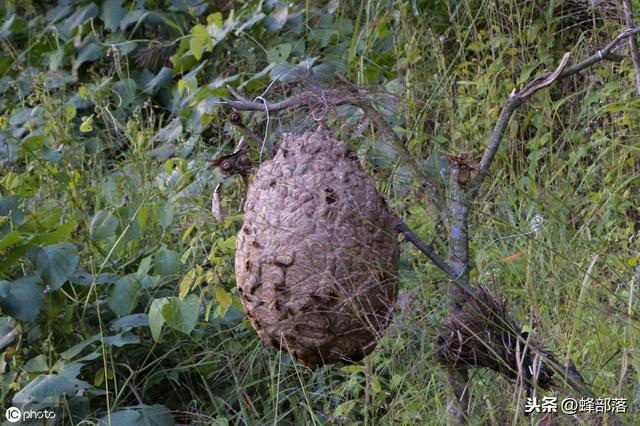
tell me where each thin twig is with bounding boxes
[394,215,476,297]
[623,0,640,94]
[235,120,269,149]
[224,88,350,112]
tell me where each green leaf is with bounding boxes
[335,18,353,36]
[23,354,48,373]
[100,0,127,32]
[0,276,44,322]
[120,10,151,31]
[154,247,181,276]
[144,67,173,95]
[103,332,140,347]
[137,256,153,275]
[207,12,223,28]
[157,202,174,228]
[40,147,64,163]
[214,287,231,317]
[32,222,75,246]
[0,196,25,226]
[65,104,77,120]
[149,298,169,342]
[218,235,236,253]
[35,243,79,290]
[178,269,195,299]
[112,78,139,107]
[189,24,211,60]
[109,275,143,317]
[234,12,265,35]
[334,400,357,417]
[90,210,118,241]
[13,363,94,406]
[98,405,175,426]
[73,43,102,74]
[110,314,148,331]
[79,115,94,132]
[266,43,292,64]
[163,296,200,335]
[0,230,20,250]
[148,296,200,341]
[177,79,192,94]
[207,11,233,44]
[59,4,99,40]
[69,270,119,286]
[61,332,139,360]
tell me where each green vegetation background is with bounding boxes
[0,0,638,424]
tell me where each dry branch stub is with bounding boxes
[235,128,400,367]
[435,286,556,390]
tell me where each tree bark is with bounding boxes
[623,0,640,94]
[444,162,472,423]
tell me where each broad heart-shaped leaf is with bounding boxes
[157,202,174,228]
[0,276,44,322]
[143,67,173,95]
[214,287,231,317]
[189,24,211,60]
[100,0,127,32]
[149,298,169,342]
[154,247,181,276]
[58,3,99,40]
[266,43,292,64]
[109,275,143,317]
[112,78,139,108]
[90,210,118,241]
[0,195,25,227]
[69,270,119,286]
[110,314,148,331]
[98,404,175,426]
[72,43,102,75]
[13,363,94,406]
[34,243,79,290]
[61,332,140,360]
[148,296,199,342]
[163,296,200,335]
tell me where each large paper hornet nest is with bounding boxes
[234,127,400,367]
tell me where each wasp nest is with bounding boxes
[235,128,400,367]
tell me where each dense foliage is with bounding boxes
[0,0,638,424]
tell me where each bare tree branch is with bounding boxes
[559,27,640,78]
[228,111,275,151]
[623,0,640,94]
[226,82,445,215]
[394,215,477,297]
[224,88,351,112]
